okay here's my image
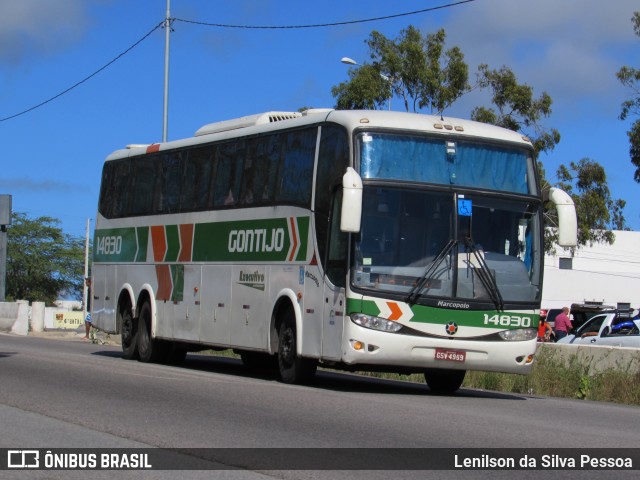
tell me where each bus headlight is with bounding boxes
[350,313,403,333]
[498,328,537,341]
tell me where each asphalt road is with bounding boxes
[1,333,638,480]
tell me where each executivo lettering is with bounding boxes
[238,270,266,291]
[228,228,285,253]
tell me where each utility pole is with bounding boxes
[0,195,11,302]
[162,0,171,142]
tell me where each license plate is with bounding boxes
[435,349,466,363]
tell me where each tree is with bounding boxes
[6,212,86,304]
[617,11,640,182]
[332,25,625,250]
[471,64,560,160]
[332,26,469,113]
[554,159,626,247]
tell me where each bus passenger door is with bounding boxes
[172,265,200,342]
[91,264,118,333]
[200,265,231,346]
[321,192,348,361]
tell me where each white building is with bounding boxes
[541,230,640,311]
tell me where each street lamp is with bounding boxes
[340,57,392,110]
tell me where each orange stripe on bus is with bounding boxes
[178,224,194,262]
[386,302,402,321]
[288,217,298,262]
[155,265,172,301]
[146,144,160,153]
[150,226,167,262]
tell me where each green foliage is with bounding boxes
[617,11,640,182]
[6,212,86,304]
[554,158,626,246]
[332,26,470,113]
[471,64,560,161]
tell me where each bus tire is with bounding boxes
[424,368,466,394]
[119,305,138,360]
[136,301,166,363]
[277,314,317,384]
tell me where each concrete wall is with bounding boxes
[538,342,640,375]
[0,301,29,335]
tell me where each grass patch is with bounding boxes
[463,348,640,406]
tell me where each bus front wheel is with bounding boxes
[424,368,466,394]
[120,305,138,360]
[277,315,317,384]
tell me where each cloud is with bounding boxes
[437,0,639,111]
[0,0,94,66]
[0,177,90,194]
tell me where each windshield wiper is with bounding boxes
[463,237,504,311]
[406,239,457,305]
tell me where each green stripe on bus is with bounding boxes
[135,227,149,262]
[192,217,308,262]
[165,225,180,262]
[95,216,310,264]
[348,299,539,329]
[94,227,139,263]
[171,264,184,302]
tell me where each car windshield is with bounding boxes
[351,187,543,306]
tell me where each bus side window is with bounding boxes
[156,152,184,214]
[130,156,159,216]
[277,130,315,206]
[182,146,215,211]
[111,160,132,218]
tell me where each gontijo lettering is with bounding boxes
[228,228,285,253]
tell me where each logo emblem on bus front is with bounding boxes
[445,322,458,335]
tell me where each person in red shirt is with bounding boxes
[554,307,573,340]
[537,314,553,342]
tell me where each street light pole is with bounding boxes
[162,0,171,143]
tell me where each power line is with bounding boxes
[174,1,476,29]
[0,0,476,123]
[0,21,165,123]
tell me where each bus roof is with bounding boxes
[105,109,532,161]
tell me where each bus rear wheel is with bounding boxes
[137,301,166,363]
[424,368,466,394]
[120,305,138,360]
[277,314,317,384]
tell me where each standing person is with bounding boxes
[554,307,572,340]
[537,315,553,342]
[84,277,92,340]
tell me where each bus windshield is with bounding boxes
[358,132,536,195]
[351,187,542,305]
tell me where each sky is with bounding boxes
[0,0,639,239]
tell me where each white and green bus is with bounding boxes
[92,109,577,392]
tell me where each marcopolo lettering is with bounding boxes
[228,228,285,253]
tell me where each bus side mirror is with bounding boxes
[544,187,578,247]
[340,167,362,233]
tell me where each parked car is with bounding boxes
[556,313,640,348]
[568,303,617,332]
